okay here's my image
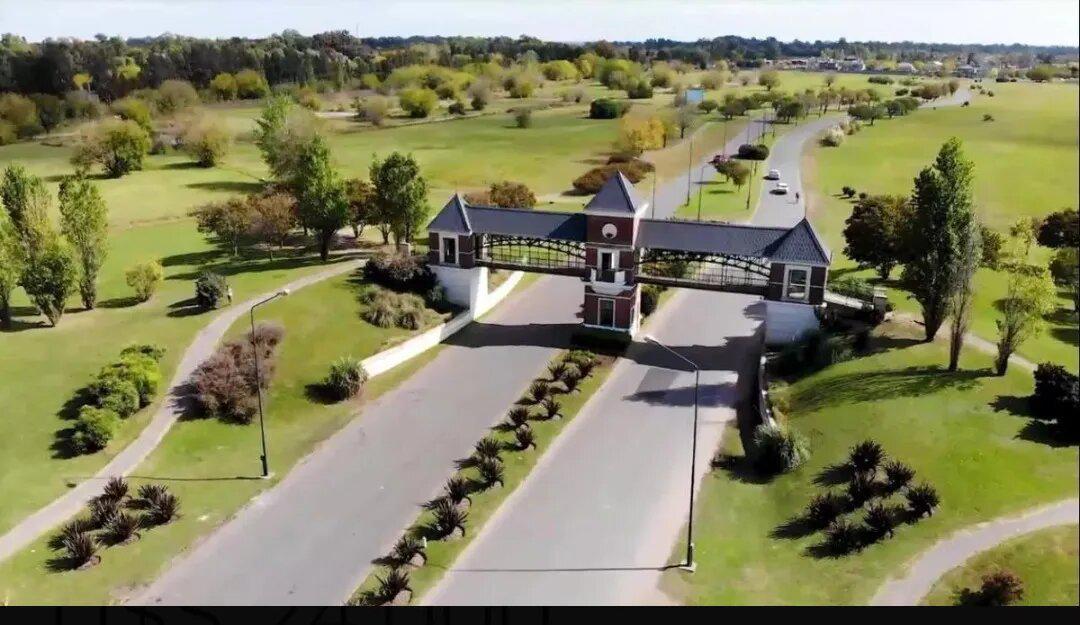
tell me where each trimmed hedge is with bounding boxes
[70,344,166,453]
[571,159,653,194]
[589,98,629,119]
[363,253,436,294]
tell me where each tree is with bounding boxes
[125,260,164,302]
[398,88,439,118]
[344,178,375,239]
[156,79,199,113]
[355,96,390,126]
[72,119,151,178]
[370,152,429,250]
[254,96,316,185]
[248,193,296,257]
[775,98,804,123]
[234,70,270,99]
[110,97,152,133]
[489,181,537,208]
[903,138,976,342]
[0,208,22,327]
[190,198,253,256]
[975,571,1025,606]
[979,224,1006,269]
[947,221,981,371]
[58,174,108,309]
[1037,208,1079,249]
[616,115,665,155]
[181,115,231,167]
[994,267,1056,375]
[293,136,348,261]
[21,237,77,326]
[758,70,780,91]
[849,103,885,126]
[670,105,695,140]
[1008,216,1039,259]
[209,72,238,100]
[1048,247,1079,312]
[842,195,908,279]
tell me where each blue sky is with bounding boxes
[2,0,1078,46]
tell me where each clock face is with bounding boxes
[601,223,618,239]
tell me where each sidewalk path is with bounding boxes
[871,499,1079,606]
[0,259,362,564]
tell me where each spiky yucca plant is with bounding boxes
[515,426,536,450]
[147,492,180,525]
[137,483,169,507]
[376,567,412,603]
[89,497,120,529]
[547,361,568,381]
[883,460,915,492]
[444,476,471,505]
[540,397,561,420]
[477,457,505,488]
[825,519,860,554]
[849,439,885,474]
[107,511,140,543]
[391,535,425,565]
[561,374,581,393]
[473,435,502,460]
[64,531,98,569]
[864,503,895,539]
[906,483,940,518]
[432,498,467,538]
[527,381,549,404]
[101,476,129,503]
[804,492,843,529]
[505,406,530,428]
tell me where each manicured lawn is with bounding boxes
[805,81,1079,369]
[661,321,1079,605]
[922,524,1079,606]
[0,268,448,604]
[350,349,617,604]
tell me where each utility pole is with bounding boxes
[685,134,694,206]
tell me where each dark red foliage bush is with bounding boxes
[191,323,283,423]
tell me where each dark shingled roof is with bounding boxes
[637,217,831,265]
[427,194,471,233]
[585,172,645,214]
[427,195,586,241]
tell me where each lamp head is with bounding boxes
[278,288,291,297]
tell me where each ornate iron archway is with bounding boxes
[636,248,771,294]
[475,233,588,276]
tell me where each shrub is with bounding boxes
[105,352,162,406]
[571,159,653,194]
[111,97,152,132]
[883,460,915,491]
[752,423,810,475]
[444,476,470,505]
[106,511,140,543]
[325,356,368,401]
[391,535,425,567]
[847,472,875,506]
[736,143,769,160]
[473,435,502,460]
[156,80,200,113]
[125,260,164,302]
[804,492,844,529]
[849,440,885,474]
[540,396,561,420]
[641,284,663,316]
[190,324,283,423]
[195,270,229,308]
[56,517,94,549]
[625,79,653,99]
[89,496,120,528]
[488,181,537,208]
[71,406,120,453]
[356,96,391,125]
[72,118,151,178]
[181,116,232,167]
[146,492,180,525]
[821,127,845,147]
[448,100,467,115]
[91,375,140,417]
[829,277,875,300]
[121,343,166,362]
[975,570,1025,606]
[527,381,549,404]
[363,253,436,293]
[63,531,99,569]
[137,483,169,507]
[431,498,467,537]
[398,88,439,118]
[101,476,129,503]
[506,406,531,428]
[906,483,940,518]
[513,107,533,128]
[824,519,861,554]
[477,457,505,487]
[376,568,412,603]
[863,503,895,539]
[0,119,16,145]
[589,98,629,119]
[515,426,536,450]
[1031,363,1079,423]
[841,186,856,198]
[360,289,438,330]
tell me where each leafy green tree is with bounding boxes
[155,79,199,113]
[1048,247,1079,313]
[110,97,152,132]
[210,72,238,100]
[344,178,376,239]
[902,138,976,341]
[947,221,982,371]
[370,152,429,249]
[995,267,1056,375]
[72,119,151,178]
[1037,208,1079,249]
[0,207,22,327]
[249,193,296,258]
[181,115,232,167]
[398,88,439,118]
[758,70,780,91]
[842,195,908,279]
[849,103,885,125]
[29,93,65,132]
[125,260,164,303]
[234,70,270,99]
[58,174,109,309]
[254,95,316,185]
[293,136,348,261]
[1,164,50,239]
[21,237,77,326]
[190,197,253,256]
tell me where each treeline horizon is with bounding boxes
[1,30,1076,99]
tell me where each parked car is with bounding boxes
[765,169,781,180]
[774,182,789,194]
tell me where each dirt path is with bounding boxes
[871,499,1079,605]
[0,259,363,564]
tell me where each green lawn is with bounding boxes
[923,524,1079,606]
[0,268,449,604]
[805,80,1079,369]
[662,321,1079,605]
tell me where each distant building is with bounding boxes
[955,64,982,78]
[896,62,916,74]
[841,57,866,72]
[818,59,839,71]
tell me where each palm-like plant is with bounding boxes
[906,483,940,518]
[107,511,140,543]
[57,517,94,547]
[376,567,412,603]
[63,531,98,569]
[147,492,180,525]
[444,476,471,506]
[561,374,581,393]
[101,476,129,503]
[137,483,169,507]
[431,498,467,538]
[89,496,120,529]
[849,439,885,474]
[574,358,596,378]
[804,492,843,529]
[847,472,874,505]
[473,435,502,460]
[505,406,531,428]
[515,426,536,450]
[825,519,860,554]
[863,503,895,539]
[391,535,425,565]
[883,460,915,492]
[477,456,505,488]
[539,396,561,420]
[527,381,549,404]
[547,361,568,382]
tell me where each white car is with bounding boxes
[774,182,789,194]
[765,169,781,180]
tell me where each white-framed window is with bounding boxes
[784,265,811,302]
[441,235,458,265]
[598,297,616,327]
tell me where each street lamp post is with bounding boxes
[250,288,290,478]
[685,133,694,206]
[696,164,710,221]
[643,335,700,572]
